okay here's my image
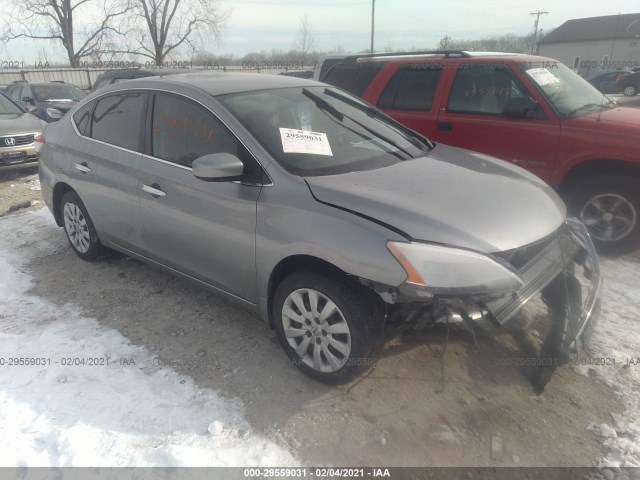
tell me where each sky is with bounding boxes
[1,0,638,64]
[217,0,638,54]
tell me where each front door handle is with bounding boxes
[437,122,453,131]
[142,183,167,198]
[75,162,91,173]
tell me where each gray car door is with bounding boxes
[68,91,147,253]
[137,92,262,303]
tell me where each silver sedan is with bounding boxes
[38,73,601,389]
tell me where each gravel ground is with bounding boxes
[0,165,42,216]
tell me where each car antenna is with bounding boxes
[598,13,622,122]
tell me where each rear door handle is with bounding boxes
[75,162,91,173]
[437,122,453,131]
[142,183,167,198]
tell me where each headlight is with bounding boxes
[46,108,63,119]
[387,241,524,295]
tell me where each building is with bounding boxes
[538,13,640,78]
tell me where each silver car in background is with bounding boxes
[38,73,601,390]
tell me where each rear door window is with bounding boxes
[90,92,146,151]
[378,66,442,111]
[322,62,383,96]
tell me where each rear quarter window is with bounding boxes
[72,101,94,136]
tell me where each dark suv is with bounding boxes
[320,51,640,254]
[5,81,86,122]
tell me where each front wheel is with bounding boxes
[272,271,384,384]
[623,85,637,97]
[567,176,640,255]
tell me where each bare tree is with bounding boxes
[1,0,130,67]
[436,35,455,50]
[294,14,315,65]
[120,0,231,65]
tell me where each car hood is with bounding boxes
[0,113,44,135]
[563,105,640,136]
[305,145,566,253]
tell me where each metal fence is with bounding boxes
[0,66,314,90]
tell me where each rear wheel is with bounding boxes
[273,271,384,384]
[567,175,640,255]
[623,85,637,97]
[61,190,105,261]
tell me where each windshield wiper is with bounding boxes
[324,88,379,117]
[302,88,343,121]
[302,88,414,159]
[323,88,435,151]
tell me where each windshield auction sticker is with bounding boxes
[526,68,560,86]
[279,128,333,156]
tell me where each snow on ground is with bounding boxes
[0,210,297,468]
[588,250,640,468]
[2,208,640,470]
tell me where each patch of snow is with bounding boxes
[28,178,41,191]
[0,210,297,468]
[589,252,640,467]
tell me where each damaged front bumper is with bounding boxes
[365,218,602,389]
[485,218,601,353]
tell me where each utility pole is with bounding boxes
[530,10,549,54]
[370,0,376,53]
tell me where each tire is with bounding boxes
[272,271,384,384]
[623,85,637,97]
[566,175,640,255]
[60,190,105,261]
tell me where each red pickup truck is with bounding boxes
[319,51,640,254]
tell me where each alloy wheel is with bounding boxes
[281,288,352,373]
[63,201,91,253]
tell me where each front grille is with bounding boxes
[494,227,565,271]
[0,134,35,147]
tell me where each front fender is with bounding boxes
[255,183,409,323]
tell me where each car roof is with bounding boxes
[97,68,193,78]
[112,72,320,96]
[26,82,74,87]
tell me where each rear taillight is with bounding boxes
[34,134,45,153]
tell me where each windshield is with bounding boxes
[32,84,85,102]
[0,93,24,115]
[219,86,431,176]
[518,61,614,117]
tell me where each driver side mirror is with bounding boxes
[192,153,244,182]
[21,96,35,105]
[502,97,538,118]
[24,105,38,115]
